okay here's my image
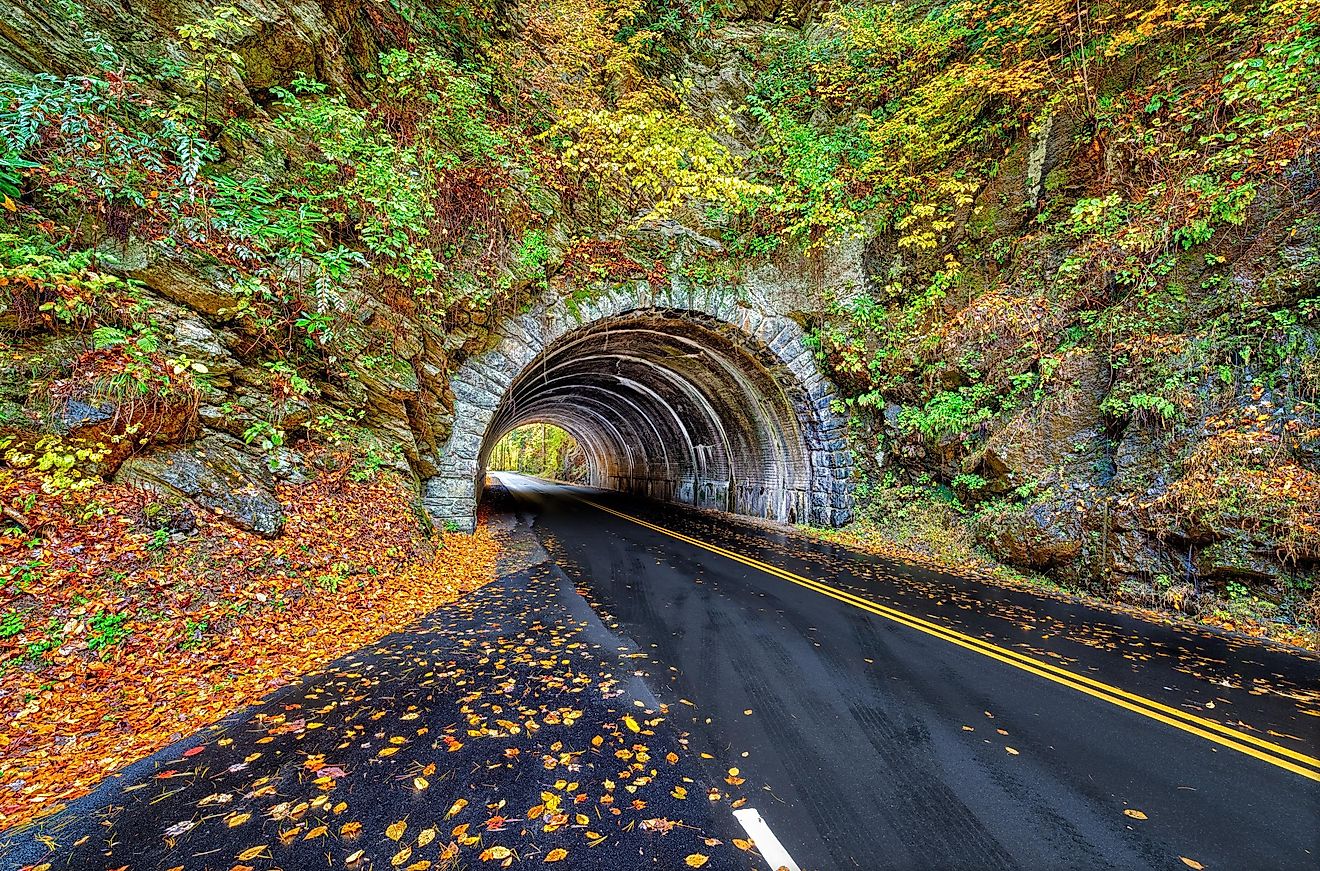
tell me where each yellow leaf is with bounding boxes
[414,776,429,790]
[1005,747,1019,755]
[544,848,568,862]
[1123,809,1147,820]
[480,845,512,861]
[341,821,363,838]
[1180,859,1204,870]
[591,735,603,747]
[685,854,710,867]
[391,845,413,867]
[623,716,640,733]
[304,825,328,840]
[386,820,407,841]
[665,752,679,764]
[418,827,436,847]
[446,798,468,819]
[378,746,399,757]
[405,863,432,871]
[1,196,16,212]
[237,845,267,861]
[227,812,252,827]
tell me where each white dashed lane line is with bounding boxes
[733,807,802,871]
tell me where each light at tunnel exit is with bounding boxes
[487,423,588,483]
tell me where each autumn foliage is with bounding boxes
[0,457,497,830]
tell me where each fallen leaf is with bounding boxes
[685,854,710,868]
[544,848,568,862]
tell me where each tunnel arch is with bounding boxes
[423,284,853,530]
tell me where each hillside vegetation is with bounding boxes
[1,0,1317,671]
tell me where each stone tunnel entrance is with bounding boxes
[422,286,853,531]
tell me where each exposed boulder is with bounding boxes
[975,500,1083,571]
[971,348,1109,493]
[1195,535,1284,586]
[114,432,284,535]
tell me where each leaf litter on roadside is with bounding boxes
[12,517,756,871]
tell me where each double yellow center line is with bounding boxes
[577,496,1320,783]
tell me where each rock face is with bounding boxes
[115,434,284,536]
[973,349,1109,492]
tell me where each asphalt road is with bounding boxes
[8,474,1318,871]
[497,473,1320,871]
[4,503,755,871]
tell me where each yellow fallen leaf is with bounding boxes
[378,746,399,757]
[304,825,327,840]
[226,812,252,827]
[386,820,407,841]
[1124,809,1147,820]
[623,716,640,733]
[1180,859,1204,870]
[237,845,267,861]
[446,798,468,819]
[480,845,512,861]
[685,854,710,868]
[544,848,568,862]
[391,845,413,867]
[733,838,754,851]
[1005,747,1019,755]
[414,776,429,790]
[418,827,436,847]
[340,821,363,838]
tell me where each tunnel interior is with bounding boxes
[476,309,837,525]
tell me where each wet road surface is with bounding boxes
[2,502,756,871]
[6,474,1318,871]
[499,473,1319,870]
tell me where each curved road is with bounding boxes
[498,473,1320,870]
